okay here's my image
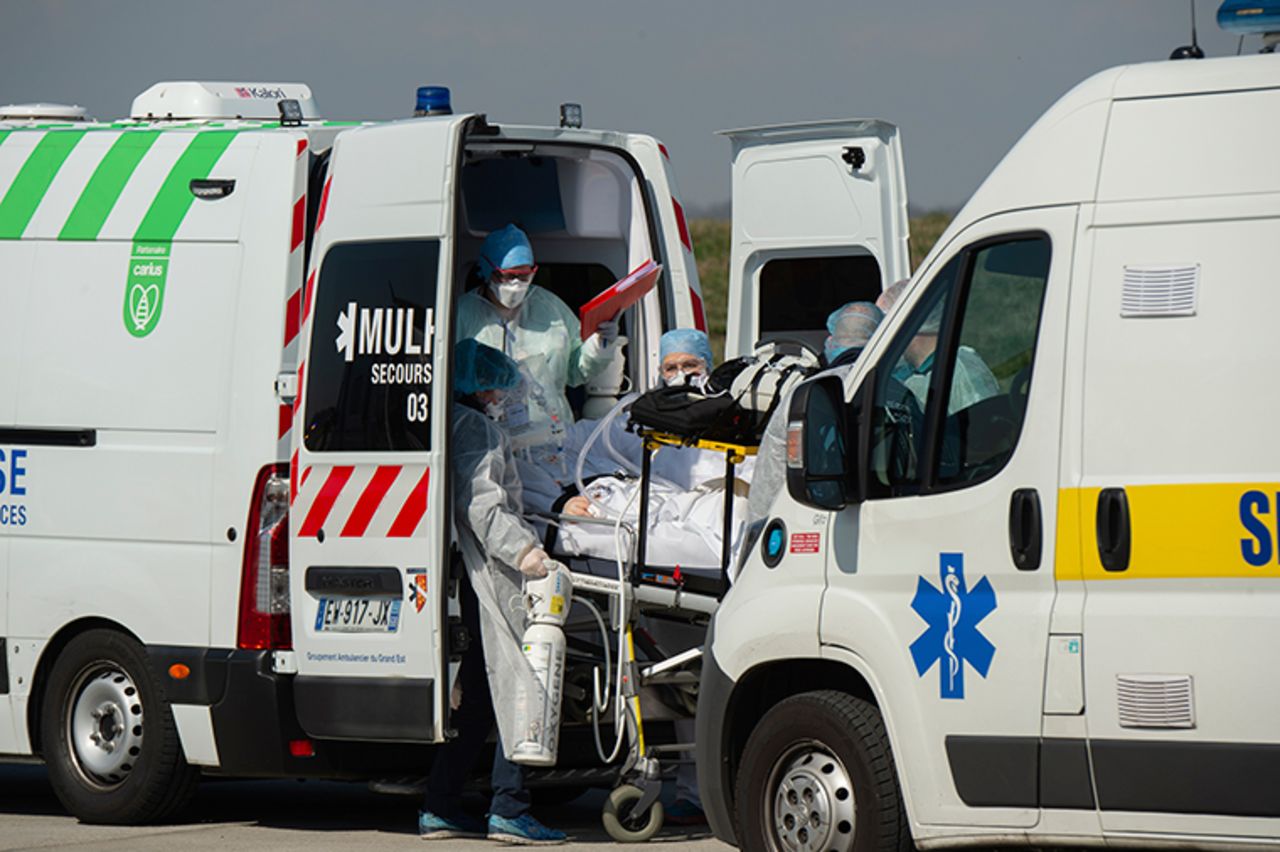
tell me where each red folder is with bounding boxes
[579,259,662,340]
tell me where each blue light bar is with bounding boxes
[415,86,452,117]
[1218,0,1280,34]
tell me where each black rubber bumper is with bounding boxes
[696,622,739,847]
[145,646,336,777]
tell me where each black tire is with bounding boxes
[40,629,199,824]
[734,690,910,852]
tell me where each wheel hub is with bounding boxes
[69,666,144,787]
[769,746,856,852]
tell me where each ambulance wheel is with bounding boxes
[734,690,910,852]
[40,629,199,824]
[602,784,664,842]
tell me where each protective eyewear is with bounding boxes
[491,265,538,284]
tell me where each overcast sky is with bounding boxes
[0,1,1251,214]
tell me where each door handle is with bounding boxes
[1008,488,1042,571]
[1095,487,1131,572]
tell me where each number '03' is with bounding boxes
[1239,490,1280,567]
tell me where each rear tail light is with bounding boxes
[238,464,292,649]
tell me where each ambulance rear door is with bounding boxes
[721,120,910,359]
[289,115,471,744]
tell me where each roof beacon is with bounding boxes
[415,86,452,117]
[1218,0,1280,50]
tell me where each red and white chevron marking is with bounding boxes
[290,172,332,504]
[278,137,310,458]
[294,464,431,538]
[657,142,705,332]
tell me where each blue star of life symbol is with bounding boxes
[909,552,997,700]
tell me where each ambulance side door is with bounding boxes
[721,120,910,359]
[821,207,1075,829]
[290,116,470,743]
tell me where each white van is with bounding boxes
[697,54,1280,851]
[0,80,705,822]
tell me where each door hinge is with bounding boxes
[271,650,298,674]
[275,372,298,405]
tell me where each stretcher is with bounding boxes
[532,429,756,842]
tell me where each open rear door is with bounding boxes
[721,120,910,359]
[288,115,470,743]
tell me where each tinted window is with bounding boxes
[866,257,960,497]
[758,255,882,350]
[934,237,1050,486]
[305,240,439,452]
[864,235,1051,498]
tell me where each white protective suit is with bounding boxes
[457,286,613,459]
[904,346,1000,414]
[450,403,551,759]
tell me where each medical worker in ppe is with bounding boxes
[823,301,885,367]
[899,305,1000,414]
[748,301,885,536]
[418,339,566,845]
[457,224,623,473]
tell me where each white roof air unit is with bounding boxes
[0,103,89,122]
[130,81,320,121]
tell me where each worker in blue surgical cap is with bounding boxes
[823,301,884,367]
[421,339,567,844]
[659,328,715,386]
[457,224,623,472]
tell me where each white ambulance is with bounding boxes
[697,54,1280,851]
[0,79,712,823]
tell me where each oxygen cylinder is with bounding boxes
[510,561,573,766]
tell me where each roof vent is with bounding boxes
[1117,674,1195,729]
[1121,264,1199,318]
[0,103,89,122]
[130,82,320,121]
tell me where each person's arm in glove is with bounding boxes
[578,319,625,380]
[517,546,551,578]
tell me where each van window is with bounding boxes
[757,255,882,351]
[865,234,1050,497]
[934,237,1050,486]
[866,257,959,496]
[304,239,440,452]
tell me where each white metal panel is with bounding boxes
[0,243,33,425]
[94,133,190,242]
[1043,634,1084,715]
[1099,88,1280,203]
[1080,213,1280,480]
[721,120,910,358]
[16,242,240,432]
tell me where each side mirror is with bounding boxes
[785,374,861,510]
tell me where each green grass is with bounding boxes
[689,213,954,360]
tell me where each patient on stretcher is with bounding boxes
[516,329,755,574]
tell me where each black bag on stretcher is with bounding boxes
[626,343,821,445]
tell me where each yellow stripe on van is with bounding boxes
[1056,483,1280,581]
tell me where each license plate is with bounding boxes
[315,597,402,633]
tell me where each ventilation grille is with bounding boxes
[1116,674,1195,728]
[1121,264,1199,317]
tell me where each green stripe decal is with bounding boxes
[134,130,237,242]
[59,131,161,240]
[0,131,11,148]
[0,131,87,238]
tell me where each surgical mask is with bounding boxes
[484,400,506,421]
[663,370,707,389]
[491,279,531,309]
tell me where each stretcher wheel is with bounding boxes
[602,784,664,842]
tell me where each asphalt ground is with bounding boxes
[0,764,732,851]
